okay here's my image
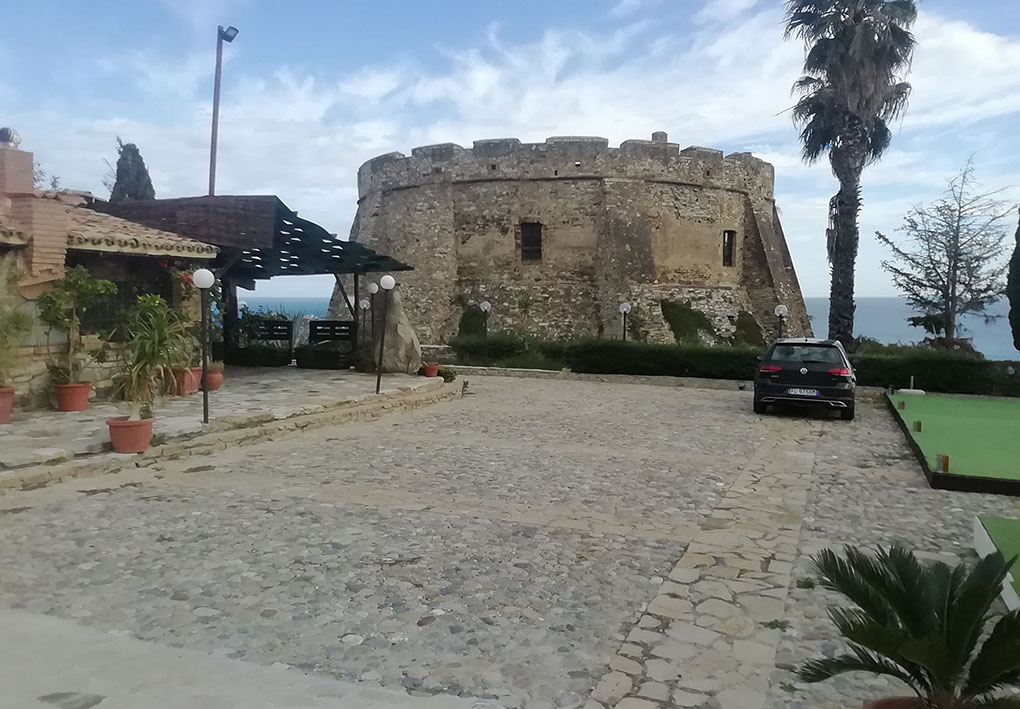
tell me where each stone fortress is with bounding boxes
[343,132,812,345]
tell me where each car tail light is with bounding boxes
[759,365,781,373]
[827,367,851,376]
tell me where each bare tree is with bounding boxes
[33,162,61,191]
[876,160,1013,342]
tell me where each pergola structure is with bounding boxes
[95,195,411,358]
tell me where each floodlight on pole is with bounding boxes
[209,24,239,196]
[619,302,631,341]
[375,276,397,394]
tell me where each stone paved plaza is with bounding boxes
[1,376,1018,708]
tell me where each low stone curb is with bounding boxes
[0,381,461,495]
[452,366,888,399]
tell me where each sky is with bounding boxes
[4,0,1020,299]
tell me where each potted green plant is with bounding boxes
[799,544,1020,708]
[0,262,32,424]
[108,295,190,453]
[37,265,116,411]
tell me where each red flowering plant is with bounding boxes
[159,260,197,301]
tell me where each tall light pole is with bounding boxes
[192,268,216,423]
[208,24,238,196]
[375,276,396,394]
[358,299,371,345]
[619,302,631,341]
[366,282,379,343]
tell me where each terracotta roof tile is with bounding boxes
[66,207,218,259]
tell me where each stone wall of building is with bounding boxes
[345,133,812,344]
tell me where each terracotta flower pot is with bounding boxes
[176,369,199,396]
[107,416,155,453]
[422,363,440,378]
[55,382,93,411]
[0,386,15,424]
[863,699,923,709]
[205,370,224,391]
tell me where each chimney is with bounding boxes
[0,128,34,195]
[0,128,69,282]
[651,131,668,143]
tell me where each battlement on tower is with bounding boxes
[357,132,775,203]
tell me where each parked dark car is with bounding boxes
[753,338,856,420]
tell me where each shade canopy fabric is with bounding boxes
[95,195,410,278]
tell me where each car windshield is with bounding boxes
[769,345,843,364]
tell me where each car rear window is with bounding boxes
[768,345,843,364]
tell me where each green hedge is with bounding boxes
[448,335,1020,397]
[562,340,762,379]
[852,352,1020,396]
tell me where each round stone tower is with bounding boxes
[343,133,811,345]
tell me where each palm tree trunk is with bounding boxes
[827,175,861,346]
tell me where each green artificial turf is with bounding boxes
[979,516,1020,597]
[888,394,1020,481]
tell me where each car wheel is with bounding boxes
[753,399,768,415]
[840,405,855,421]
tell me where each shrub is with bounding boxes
[449,333,528,363]
[436,366,457,383]
[852,350,1019,396]
[562,340,762,379]
[731,310,765,348]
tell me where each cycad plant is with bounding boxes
[799,545,1020,708]
[114,295,191,420]
[784,0,918,345]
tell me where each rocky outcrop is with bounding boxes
[372,288,422,375]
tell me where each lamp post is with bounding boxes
[478,301,492,364]
[358,299,370,345]
[192,268,216,423]
[619,302,631,341]
[208,24,238,196]
[375,275,396,395]
[774,304,789,340]
[366,282,379,344]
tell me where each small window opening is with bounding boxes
[490,164,497,170]
[521,222,543,261]
[722,230,736,267]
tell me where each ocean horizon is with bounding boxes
[239,294,1017,361]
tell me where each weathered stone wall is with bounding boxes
[346,134,811,344]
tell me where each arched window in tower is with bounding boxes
[722,230,736,267]
[521,222,543,261]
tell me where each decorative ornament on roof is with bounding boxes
[0,127,21,149]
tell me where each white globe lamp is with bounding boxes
[192,268,215,289]
[379,275,396,290]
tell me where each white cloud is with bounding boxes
[12,3,1020,302]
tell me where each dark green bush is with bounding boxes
[661,300,716,344]
[449,333,528,362]
[562,340,762,379]
[852,351,1020,396]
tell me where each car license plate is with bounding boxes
[787,388,819,397]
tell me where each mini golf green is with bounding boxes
[976,516,1020,606]
[888,394,1020,481]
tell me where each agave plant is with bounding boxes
[799,545,1020,708]
[114,295,191,419]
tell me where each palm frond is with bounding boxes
[963,610,1020,700]
[968,697,1020,709]
[798,643,923,694]
[812,547,896,624]
[947,552,1013,671]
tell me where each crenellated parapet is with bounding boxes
[357,132,775,203]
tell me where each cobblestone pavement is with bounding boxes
[1,377,1017,708]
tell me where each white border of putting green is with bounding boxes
[973,516,1020,611]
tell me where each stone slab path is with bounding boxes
[0,608,488,709]
[0,368,432,470]
[1,377,1017,708]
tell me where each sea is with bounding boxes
[239,294,1017,361]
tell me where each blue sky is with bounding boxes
[4,0,1019,299]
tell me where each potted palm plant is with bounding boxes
[37,265,116,411]
[799,544,1020,708]
[108,294,190,453]
[0,262,32,424]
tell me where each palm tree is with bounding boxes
[785,0,918,345]
[799,545,1020,708]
